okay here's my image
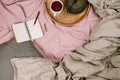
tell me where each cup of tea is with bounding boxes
[50,0,63,17]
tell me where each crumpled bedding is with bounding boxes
[11,0,120,80]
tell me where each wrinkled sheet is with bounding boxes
[11,0,120,80]
[0,0,100,62]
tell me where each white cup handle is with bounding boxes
[53,13,57,17]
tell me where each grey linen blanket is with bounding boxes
[11,0,120,80]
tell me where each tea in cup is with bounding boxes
[50,0,63,17]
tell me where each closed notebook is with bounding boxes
[12,19,43,43]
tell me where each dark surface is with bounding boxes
[0,39,42,80]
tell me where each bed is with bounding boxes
[11,0,120,80]
[0,0,120,80]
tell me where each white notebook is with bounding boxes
[12,19,43,43]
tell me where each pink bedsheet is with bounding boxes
[0,0,100,62]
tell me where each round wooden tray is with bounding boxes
[45,0,90,26]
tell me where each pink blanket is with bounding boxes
[0,0,100,62]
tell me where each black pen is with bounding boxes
[33,11,40,25]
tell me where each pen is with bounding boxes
[34,11,40,25]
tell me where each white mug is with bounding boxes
[50,0,63,17]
